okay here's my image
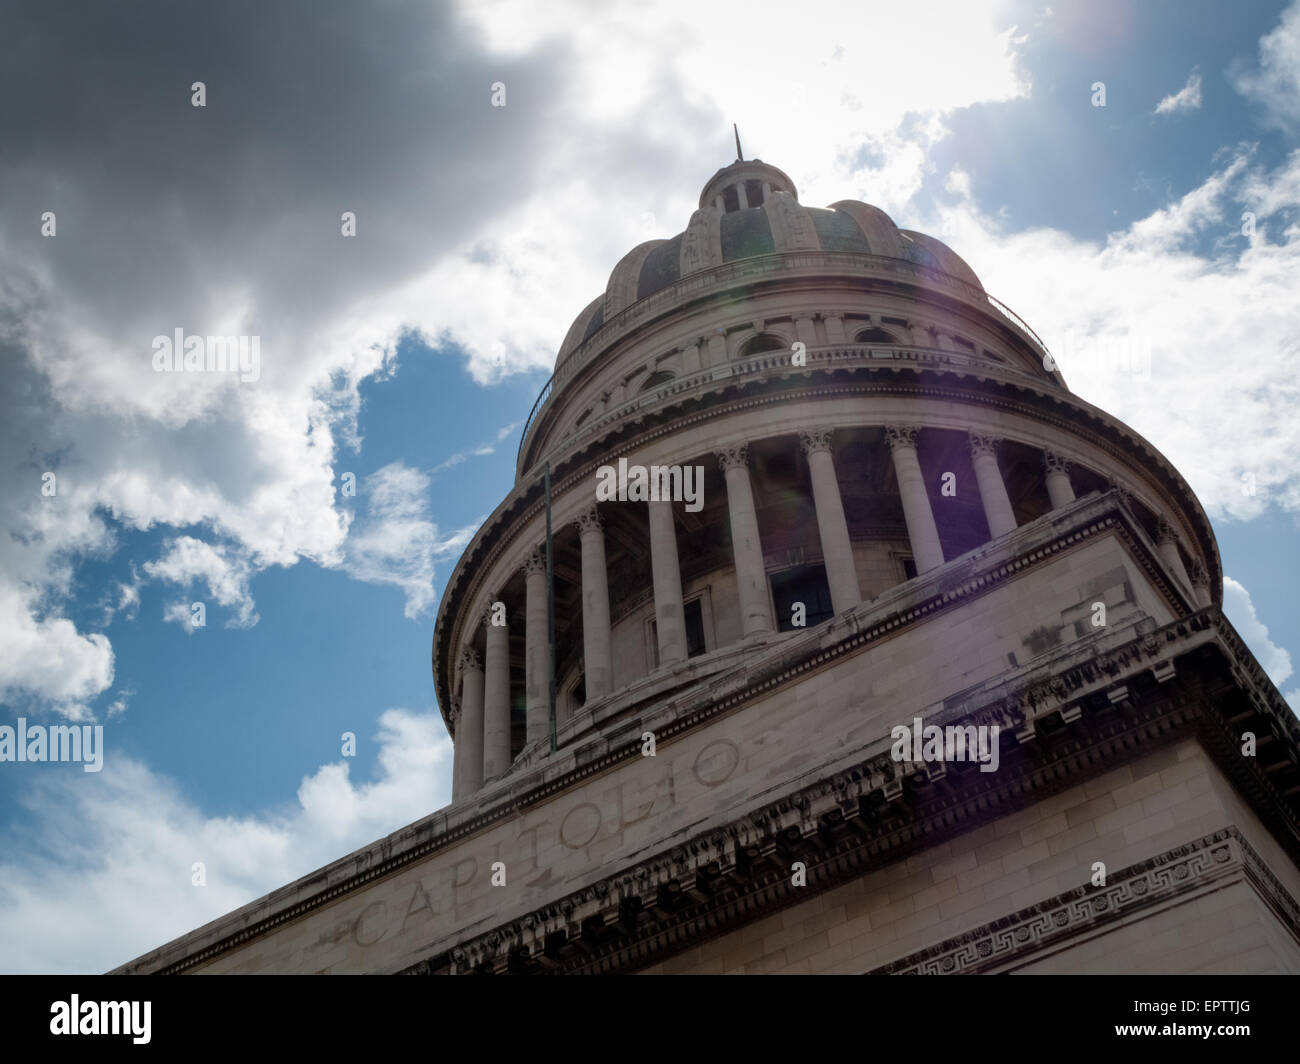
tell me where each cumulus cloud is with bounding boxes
[928,147,1300,522]
[0,586,114,720]
[1155,70,1203,115]
[0,708,450,974]
[1222,577,1294,688]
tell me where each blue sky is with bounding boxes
[1,0,1298,973]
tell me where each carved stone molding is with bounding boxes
[968,432,1001,459]
[458,647,481,674]
[884,424,921,451]
[715,444,750,472]
[798,429,834,457]
[448,698,461,727]
[574,506,603,536]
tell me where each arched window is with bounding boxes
[739,332,788,358]
[854,327,898,344]
[639,369,675,392]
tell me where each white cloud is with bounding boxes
[429,419,523,474]
[1222,577,1294,688]
[0,707,451,974]
[1233,0,1300,130]
[144,536,259,629]
[0,586,114,720]
[1155,71,1202,115]
[343,463,482,618]
[927,147,1300,522]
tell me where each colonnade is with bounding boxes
[450,426,1210,800]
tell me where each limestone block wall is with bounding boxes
[851,541,911,600]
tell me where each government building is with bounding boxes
[119,151,1300,974]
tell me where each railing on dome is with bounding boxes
[984,294,1053,363]
[516,251,1056,470]
[518,372,553,460]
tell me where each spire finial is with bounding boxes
[734,123,743,162]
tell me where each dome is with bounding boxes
[555,159,984,369]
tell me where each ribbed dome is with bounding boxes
[555,160,984,369]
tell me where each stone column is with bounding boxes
[648,499,687,667]
[482,600,512,782]
[716,444,775,637]
[455,649,484,800]
[1188,560,1213,608]
[969,433,1018,539]
[1156,518,1194,592]
[738,182,751,208]
[885,425,944,573]
[908,323,930,348]
[576,507,614,700]
[522,552,549,747]
[800,429,861,615]
[1043,450,1076,509]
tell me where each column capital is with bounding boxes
[459,647,481,674]
[715,443,750,472]
[968,432,1002,460]
[1155,515,1180,545]
[799,428,834,457]
[574,505,604,536]
[480,597,506,628]
[1188,558,1210,587]
[1043,450,1072,475]
[448,697,461,727]
[521,549,546,577]
[885,424,921,451]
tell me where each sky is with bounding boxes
[0,0,1298,974]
